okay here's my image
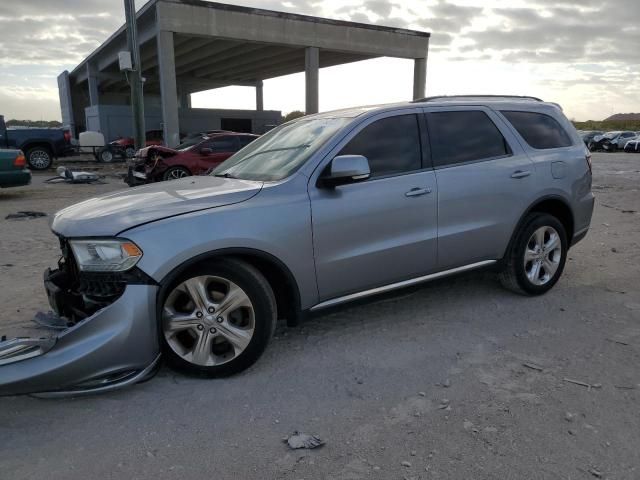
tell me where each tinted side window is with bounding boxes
[339,114,421,177]
[239,136,256,147]
[209,136,240,152]
[502,111,572,149]
[427,111,510,167]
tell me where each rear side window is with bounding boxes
[426,111,510,167]
[502,111,572,149]
[338,114,421,178]
[208,136,240,152]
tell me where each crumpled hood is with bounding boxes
[52,176,263,237]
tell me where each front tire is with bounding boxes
[161,258,277,377]
[499,213,568,295]
[26,147,53,170]
[163,166,191,181]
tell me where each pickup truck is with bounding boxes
[0,115,72,170]
[0,149,31,188]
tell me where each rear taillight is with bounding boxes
[585,148,592,174]
[63,130,71,143]
[14,151,26,168]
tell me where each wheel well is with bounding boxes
[24,143,53,155]
[529,198,574,239]
[229,253,301,327]
[161,249,302,327]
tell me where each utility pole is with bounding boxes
[124,0,145,151]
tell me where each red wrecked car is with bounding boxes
[111,129,165,159]
[126,132,258,186]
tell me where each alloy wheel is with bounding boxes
[29,150,51,169]
[524,226,562,286]
[167,169,189,180]
[162,276,255,366]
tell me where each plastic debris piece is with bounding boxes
[284,432,325,450]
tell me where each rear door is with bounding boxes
[200,136,241,172]
[309,110,438,301]
[426,107,537,270]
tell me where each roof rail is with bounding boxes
[413,95,544,103]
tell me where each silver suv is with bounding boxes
[0,96,594,396]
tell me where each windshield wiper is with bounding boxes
[214,172,237,179]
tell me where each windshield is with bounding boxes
[176,136,208,151]
[211,117,351,181]
[604,132,620,139]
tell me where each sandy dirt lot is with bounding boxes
[0,153,639,479]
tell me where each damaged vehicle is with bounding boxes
[0,96,594,397]
[126,132,258,186]
[589,131,637,152]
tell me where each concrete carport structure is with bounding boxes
[59,0,430,147]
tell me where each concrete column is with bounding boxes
[256,80,264,112]
[178,89,192,109]
[305,47,319,114]
[413,57,427,100]
[157,30,180,147]
[87,62,99,106]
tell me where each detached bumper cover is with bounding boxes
[0,277,160,397]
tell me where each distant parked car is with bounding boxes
[105,130,165,161]
[0,149,31,188]
[624,136,640,153]
[579,130,603,146]
[0,115,73,170]
[126,133,258,185]
[589,131,637,152]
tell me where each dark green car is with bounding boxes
[0,149,31,188]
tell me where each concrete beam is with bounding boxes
[256,80,264,111]
[193,44,287,78]
[305,47,319,115]
[156,1,429,59]
[194,47,304,79]
[413,57,427,100]
[157,30,180,148]
[174,41,241,76]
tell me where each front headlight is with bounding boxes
[70,239,143,272]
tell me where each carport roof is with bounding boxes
[70,0,430,95]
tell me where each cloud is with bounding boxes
[0,0,638,121]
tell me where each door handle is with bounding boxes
[405,187,432,197]
[511,170,531,179]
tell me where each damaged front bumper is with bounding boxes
[0,267,161,397]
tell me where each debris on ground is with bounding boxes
[565,412,576,423]
[523,362,544,372]
[563,378,603,390]
[606,337,630,346]
[32,311,72,330]
[401,461,412,467]
[5,211,47,220]
[283,432,325,450]
[588,467,603,478]
[45,166,105,185]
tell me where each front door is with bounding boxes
[309,111,438,301]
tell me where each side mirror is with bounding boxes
[200,147,212,155]
[319,155,371,188]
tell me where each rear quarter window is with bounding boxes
[502,111,573,149]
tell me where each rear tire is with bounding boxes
[161,258,277,378]
[25,147,53,170]
[499,213,568,295]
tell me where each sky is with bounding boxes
[0,0,638,122]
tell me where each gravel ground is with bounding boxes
[0,153,639,480]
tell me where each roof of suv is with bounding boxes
[307,96,562,121]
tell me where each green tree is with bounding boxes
[283,111,306,123]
